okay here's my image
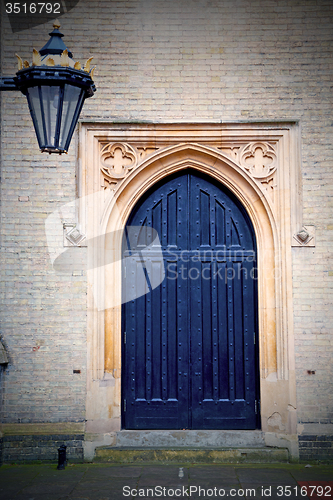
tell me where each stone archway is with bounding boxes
[79,123,304,459]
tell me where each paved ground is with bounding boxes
[0,463,332,500]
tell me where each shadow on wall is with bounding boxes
[0,341,8,365]
[5,0,80,33]
[0,340,8,466]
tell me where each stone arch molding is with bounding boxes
[79,123,303,435]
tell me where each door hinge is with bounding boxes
[124,332,126,344]
[124,400,126,412]
[124,266,127,278]
[255,400,258,414]
[254,332,256,344]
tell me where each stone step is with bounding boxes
[113,430,266,449]
[93,447,289,464]
[93,431,290,464]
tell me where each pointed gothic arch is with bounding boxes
[80,123,299,444]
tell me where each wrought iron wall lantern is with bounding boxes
[0,20,96,154]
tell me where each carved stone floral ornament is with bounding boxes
[240,142,277,201]
[240,142,277,178]
[100,142,137,189]
[100,140,279,198]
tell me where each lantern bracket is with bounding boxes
[0,77,18,91]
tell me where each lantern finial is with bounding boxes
[53,20,61,30]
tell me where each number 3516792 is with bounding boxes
[6,3,61,14]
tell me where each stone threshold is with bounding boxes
[111,430,266,449]
[93,430,290,464]
[94,447,289,464]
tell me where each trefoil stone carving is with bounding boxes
[240,142,277,200]
[240,142,277,178]
[137,146,159,161]
[218,146,240,162]
[101,142,137,189]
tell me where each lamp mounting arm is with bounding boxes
[0,77,19,91]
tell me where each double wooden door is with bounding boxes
[122,170,259,429]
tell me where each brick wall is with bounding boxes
[298,435,333,464]
[2,434,84,463]
[1,0,332,460]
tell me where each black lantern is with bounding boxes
[0,21,96,154]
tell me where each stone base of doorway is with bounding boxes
[94,447,289,464]
[93,431,290,464]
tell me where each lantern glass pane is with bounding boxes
[41,86,61,148]
[59,84,82,150]
[26,86,44,147]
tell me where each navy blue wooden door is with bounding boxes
[122,170,259,429]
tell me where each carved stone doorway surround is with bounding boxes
[78,122,310,459]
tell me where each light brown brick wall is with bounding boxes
[1,0,332,426]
